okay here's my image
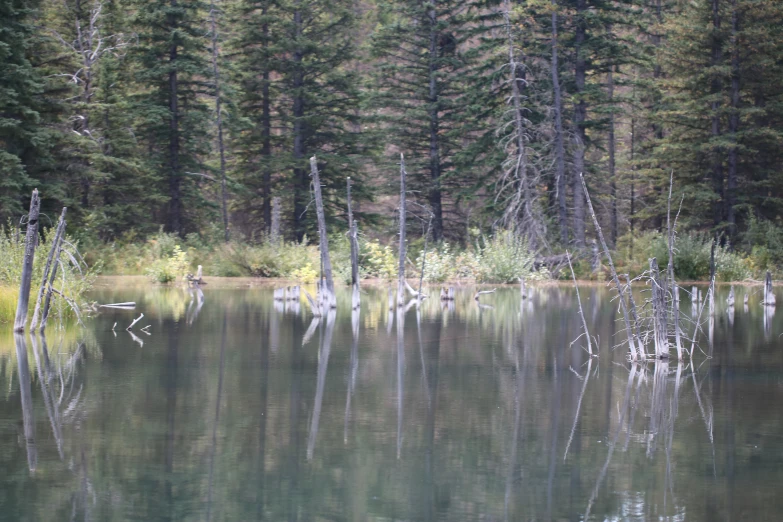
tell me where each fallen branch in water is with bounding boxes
[474,288,497,301]
[126,313,144,331]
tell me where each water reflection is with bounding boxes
[0,285,781,521]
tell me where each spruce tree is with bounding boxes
[0,0,47,220]
[132,0,212,236]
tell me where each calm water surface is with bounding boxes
[1,282,782,521]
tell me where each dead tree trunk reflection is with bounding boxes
[344,309,360,442]
[14,333,37,472]
[306,310,335,460]
[206,316,227,521]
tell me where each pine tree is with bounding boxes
[131,0,212,236]
[0,0,47,220]
[232,0,366,241]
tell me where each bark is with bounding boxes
[168,0,182,235]
[270,196,281,243]
[427,0,443,242]
[14,190,40,332]
[572,0,587,247]
[30,208,67,331]
[551,4,568,244]
[310,157,335,309]
[726,0,739,233]
[210,0,229,242]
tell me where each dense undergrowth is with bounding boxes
[83,228,545,285]
[79,225,781,286]
[0,225,98,323]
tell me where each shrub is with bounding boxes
[146,244,189,283]
[417,243,456,283]
[473,232,536,284]
[362,240,397,280]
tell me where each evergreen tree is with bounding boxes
[132,0,212,236]
[0,0,48,220]
[232,0,367,240]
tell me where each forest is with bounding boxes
[2,0,783,282]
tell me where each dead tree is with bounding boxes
[650,258,669,359]
[30,208,67,331]
[347,177,360,309]
[567,251,593,356]
[665,172,683,360]
[398,154,407,307]
[579,173,643,360]
[763,271,776,306]
[14,190,41,332]
[495,0,545,246]
[310,156,335,309]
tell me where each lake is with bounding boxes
[1,281,782,521]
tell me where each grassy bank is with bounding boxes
[81,227,777,286]
[0,225,97,324]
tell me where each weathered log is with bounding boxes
[763,271,776,306]
[30,207,67,331]
[310,156,336,309]
[14,190,41,332]
[474,288,497,301]
[567,251,593,356]
[726,286,735,307]
[127,313,144,331]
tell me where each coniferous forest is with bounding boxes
[3,0,783,279]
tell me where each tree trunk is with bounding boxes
[30,207,67,331]
[292,8,307,241]
[551,4,568,245]
[427,1,443,242]
[572,0,587,247]
[210,0,229,242]
[608,65,617,246]
[726,0,739,234]
[168,0,182,235]
[310,157,335,309]
[710,0,724,229]
[14,190,40,332]
[398,154,407,307]
[347,177,360,309]
[261,8,272,234]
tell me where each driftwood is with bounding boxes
[14,190,41,332]
[286,285,300,301]
[99,302,136,309]
[726,286,735,307]
[567,251,593,356]
[30,207,67,331]
[388,287,395,311]
[273,288,285,301]
[404,280,427,300]
[520,277,528,299]
[474,288,497,301]
[126,313,144,331]
[397,154,407,307]
[302,288,322,317]
[310,156,336,309]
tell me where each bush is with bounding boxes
[472,232,536,284]
[417,243,456,283]
[362,240,397,280]
[145,245,189,283]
